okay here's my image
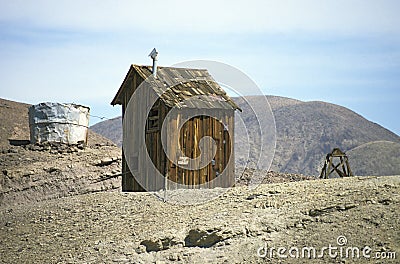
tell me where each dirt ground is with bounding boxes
[1,174,398,263]
[0,143,122,207]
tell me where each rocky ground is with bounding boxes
[1,174,398,263]
[0,142,122,207]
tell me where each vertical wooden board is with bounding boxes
[159,132,165,190]
[195,118,200,188]
[229,113,234,187]
[151,133,156,190]
[188,117,192,187]
[200,116,206,186]
[167,117,173,183]
[205,116,209,187]
[224,113,229,187]
[144,133,149,190]
[175,114,180,186]
[122,153,127,191]
[170,117,178,186]
[216,116,220,187]
[160,104,168,190]
[185,120,190,186]
[166,115,174,190]
[177,116,181,185]
[153,133,158,191]
[148,89,153,190]
[195,117,200,186]
[213,117,219,188]
[190,118,195,187]
[122,90,128,190]
[185,118,190,187]
[155,131,161,191]
[188,118,192,187]
[208,116,212,187]
[197,117,202,187]
[178,115,184,185]
[214,117,219,187]
[191,118,195,187]
[192,118,197,188]
[209,116,214,188]
[199,117,204,187]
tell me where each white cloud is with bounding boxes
[1,0,399,34]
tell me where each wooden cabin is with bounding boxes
[111,65,240,191]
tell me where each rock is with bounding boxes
[168,253,181,261]
[184,228,228,248]
[140,236,181,252]
[344,203,359,210]
[8,148,18,153]
[77,143,85,150]
[140,239,162,252]
[44,167,60,174]
[309,203,359,217]
[112,258,130,263]
[135,245,147,254]
[23,170,35,177]
[96,158,114,166]
[378,199,392,205]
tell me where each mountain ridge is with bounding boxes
[91,95,400,176]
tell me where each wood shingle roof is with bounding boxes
[111,65,241,111]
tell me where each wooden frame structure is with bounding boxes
[320,148,353,179]
[111,65,240,191]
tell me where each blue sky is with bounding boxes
[0,0,399,135]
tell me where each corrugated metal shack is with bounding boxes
[111,65,240,191]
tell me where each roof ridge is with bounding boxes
[131,64,208,71]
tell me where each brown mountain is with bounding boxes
[90,116,123,147]
[90,96,400,176]
[347,140,400,176]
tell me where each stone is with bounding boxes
[8,148,18,153]
[184,228,227,248]
[140,236,181,252]
[135,245,147,254]
[168,253,181,261]
[96,158,114,166]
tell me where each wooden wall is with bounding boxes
[121,71,235,191]
[165,109,235,190]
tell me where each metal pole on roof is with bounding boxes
[148,48,158,78]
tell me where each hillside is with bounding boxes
[0,98,122,207]
[91,95,400,176]
[262,98,400,175]
[1,97,399,263]
[90,116,122,147]
[1,175,399,263]
[347,141,400,176]
[0,98,31,149]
